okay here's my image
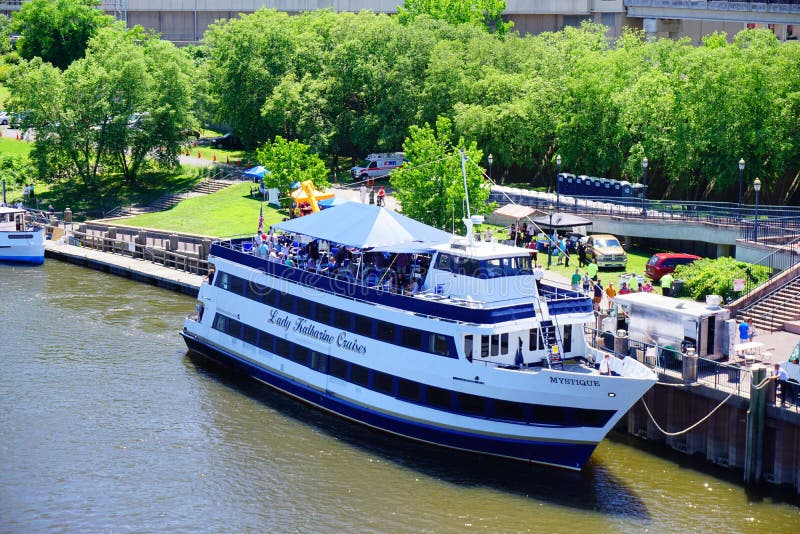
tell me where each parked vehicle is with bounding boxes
[350,152,407,181]
[586,234,627,268]
[210,132,241,149]
[0,112,9,126]
[645,252,702,281]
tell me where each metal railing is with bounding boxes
[66,228,209,275]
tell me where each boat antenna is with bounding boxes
[460,149,474,244]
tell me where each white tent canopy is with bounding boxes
[272,202,451,250]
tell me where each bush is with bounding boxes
[673,256,770,301]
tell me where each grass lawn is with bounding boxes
[543,245,654,286]
[0,137,33,157]
[119,182,287,237]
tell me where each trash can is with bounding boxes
[672,279,685,297]
[614,329,629,357]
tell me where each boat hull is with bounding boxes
[181,331,598,470]
[0,228,45,265]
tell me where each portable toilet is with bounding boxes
[592,178,603,197]
[612,180,622,198]
[602,179,612,197]
[575,175,584,196]
[557,173,566,196]
[579,175,592,196]
[620,181,632,198]
[631,183,644,199]
[565,173,575,195]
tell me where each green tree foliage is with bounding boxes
[391,116,489,231]
[165,12,800,207]
[0,154,36,187]
[398,0,512,35]
[7,25,196,188]
[673,256,770,302]
[11,0,114,70]
[256,136,329,205]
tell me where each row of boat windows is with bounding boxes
[212,313,614,428]
[462,327,573,359]
[214,272,455,358]
[434,253,533,278]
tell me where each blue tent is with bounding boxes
[243,166,269,179]
[318,196,355,208]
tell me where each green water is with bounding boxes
[1,261,798,532]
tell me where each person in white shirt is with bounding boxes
[533,264,544,282]
[772,364,789,405]
[599,353,612,375]
[360,184,367,203]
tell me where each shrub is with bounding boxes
[673,256,770,301]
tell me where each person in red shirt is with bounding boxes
[618,282,632,295]
[377,186,386,207]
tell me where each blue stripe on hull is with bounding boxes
[0,255,44,264]
[182,333,597,470]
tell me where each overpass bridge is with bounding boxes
[489,186,800,263]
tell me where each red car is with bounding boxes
[645,252,702,281]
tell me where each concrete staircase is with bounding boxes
[105,179,237,218]
[737,275,800,333]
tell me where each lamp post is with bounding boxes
[738,158,745,218]
[555,154,562,209]
[488,153,493,181]
[753,177,761,243]
[547,203,554,269]
[641,157,648,218]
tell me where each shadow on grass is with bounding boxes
[45,168,206,218]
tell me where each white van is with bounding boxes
[350,152,407,180]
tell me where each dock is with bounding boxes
[44,239,203,296]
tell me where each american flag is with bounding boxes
[257,205,264,234]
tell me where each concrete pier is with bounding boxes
[44,240,202,296]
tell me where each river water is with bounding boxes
[1,261,799,532]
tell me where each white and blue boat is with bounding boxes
[0,206,44,265]
[181,202,655,470]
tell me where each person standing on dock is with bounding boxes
[772,363,789,406]
[660,272,674,297]
[587,260,598,281]
[738,319,750,344]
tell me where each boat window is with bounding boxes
[480,335,489,357]
[490,335,499,356]
[376,321,395,343]
[463,334,473,361]
[500,333,509,355]
[429,334,450,357]
[329,358,348,380]
[529,328,542,351]
[258,332,273,352]
[354,316,373,337]
[372,371,394,395]
[316,304,332,324]
[562,325,573,353]
[397,379,421,402]
[534,405,569,426]
[333,309,351,331]
[242,324,258,345]
[310,351,328,373]
[401,327,423,350]
[296,298,312,319]
[457,393,486,416]
[493,399,527,423]
[435,253,451,271]
[230,276,244,296]
[292,345,310,366]
[425,386,452,409]
[275,338,290,358]
[350,364,370,387]
[212,313,229,333]
[214,272,231,291]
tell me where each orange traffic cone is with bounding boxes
[226,156,229,164]
[185,149,189,156]
[193,141,197,147]
[213,154,216,162]
[15,133,19,140]
[197,151,201,158]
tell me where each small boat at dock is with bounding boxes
[0,206,45,264]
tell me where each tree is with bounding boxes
[11,0,114,70]
[256,136,329,205]
[7,25,197,189]
[398,0,512,35]
[391,116,489,231]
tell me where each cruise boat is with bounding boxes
[0,206,45,264]
[181,202,656,470]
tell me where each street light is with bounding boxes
[738,158,745,218]
[753,177,761,243]
[547,203,555,269]
[555,154,562,208]
[488,154,493,180]
[641,157,648,218]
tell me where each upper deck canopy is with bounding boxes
[272,202,451,249]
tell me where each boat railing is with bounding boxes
[214,236,590,310]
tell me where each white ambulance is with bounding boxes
[350,152,407,181]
